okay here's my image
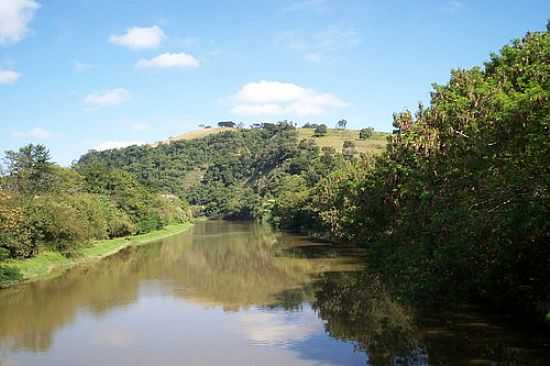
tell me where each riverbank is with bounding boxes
[0,222,194,288]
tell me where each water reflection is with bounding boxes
[312,271,550,366]
[0,221,365,365]
[0,221,548,366]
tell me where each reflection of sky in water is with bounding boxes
[1,292,367,366]
[237,306,322,347]
[237,304,367,365]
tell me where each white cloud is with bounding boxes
[95,140,145,151]
[84,88,129,108]
[12,127,51,139]
[109,25,165,50]
[276,26,360,62]
[0,69,20,84]
[0,0,39,44]
[73,61,94,72]
[235,80,305,103]
[231,80,348,117]
[136,52,200,69]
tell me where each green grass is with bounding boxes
[2,222,194,287]
[298,128,389,155]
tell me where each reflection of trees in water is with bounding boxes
[165,221,321,311]
[312,271,424,366]
[0,243,162,353]
[312,271,550,366]
[0,221,359,353]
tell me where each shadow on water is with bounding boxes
[0,220,548,365]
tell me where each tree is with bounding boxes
[359,127,374,140]
[3,144,54,194]
[314,124,328,137]
[218,121,236,128]
[337,119,348,129]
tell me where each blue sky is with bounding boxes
[0,0,549,164]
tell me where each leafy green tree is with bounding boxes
[3,144,54,194]
[359,127,374,140]
[337,119,348,129]
[314,124,328,137]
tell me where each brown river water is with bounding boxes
[0,220,548,365]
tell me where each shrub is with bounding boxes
[359,127,374,139]
[314,124,328,137]
[0,192,35,258]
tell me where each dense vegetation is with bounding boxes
[289,27,549,321]
[0,145,191,283]
[1,26,548,324]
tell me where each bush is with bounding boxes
[314,124,328,137]
[151,194,191,225]
[359,127,374,139]
[0,192,35,258]
[25,194,96,253]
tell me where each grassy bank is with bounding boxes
[1,222,194,287]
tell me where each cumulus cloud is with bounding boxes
[230,80,349,117]
[136,52,200,69]
[109,25,165,50]
[95,140,144,151]
[84,88,129,108]
[0,69,20,84]
[12,127,51,139]
[0,0,39,44]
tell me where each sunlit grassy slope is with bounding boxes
[168,128,225,142]
[170,127,389,155]
[298,128,389,155]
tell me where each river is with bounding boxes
[0,221,548,365]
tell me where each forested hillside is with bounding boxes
[76,124,384,219]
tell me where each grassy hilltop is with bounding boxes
[170,127,389,155]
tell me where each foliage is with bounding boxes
[0,144,191,263]
[359,127,374,139]
[0,191,34,258]
[314,124,328,137]
[305,27,550,320]
[336,119,348,129]
[2,144,55,194]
